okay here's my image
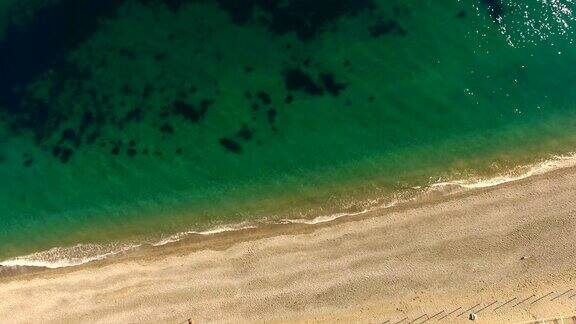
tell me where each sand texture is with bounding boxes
[1,167,576,323]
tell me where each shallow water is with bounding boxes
[1,0,576,261]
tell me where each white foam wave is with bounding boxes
[281,201,400,225]
[0,243,140,269]
[152,223,257,246]
[430,152,576,190]
[281,211,364,225]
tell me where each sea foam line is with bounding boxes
[279,200,401,225]
[0,243,141,269]
[2,152,576,270]
[152,223,258,247]
[430,152,576,189]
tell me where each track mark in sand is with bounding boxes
[512,294,535,307]
[530,291,555,305]
[457,303,480,317]
[393,317,408,324]
[475,300,498,314]
[421,310,443,323]
[437,307,461,321]
[494,297,517,311]
[408,314,426,323]
[551,289,573,301]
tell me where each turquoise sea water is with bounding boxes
[2,0,576,261]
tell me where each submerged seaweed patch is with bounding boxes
[0,0,397,164]
[283,68,324,96]
[214,0,376,40]
[172,100,212,123]
[0,0,125,113]
[236,125,254,141]
[369,19,407,37]
[320,74,348,97]
[219,137,242,154]
[283,69,348,97]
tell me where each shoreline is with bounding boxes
[1,157,576,322]
[2,151,576,272]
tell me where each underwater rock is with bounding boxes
[219,137,242,153]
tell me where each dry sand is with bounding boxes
[1,167,576,323]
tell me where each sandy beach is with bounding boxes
[1,166,576,323]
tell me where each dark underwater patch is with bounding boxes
[0,0,379,165]
[215,0,376,40]
[0,0,128,163]
[267,108,277,125]
[480,0,504,21]
[369,19,407,37]
[59,128,81,148]
[320,74,348,97]
[159,123,175,134]
[22,153,34,167]
[219,137,242,154]
[118,108,143,128]
[110,142,122,155]
[236,125,254,141]
[126,147,137,157]
[257,91,272,105]
[284,68,324,96]
[0,0,124,111]
[283,69,348,97]
[52,146,74,163]
[172,99,213,123]
[138,0,189,12]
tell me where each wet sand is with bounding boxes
[1,167,576,323]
